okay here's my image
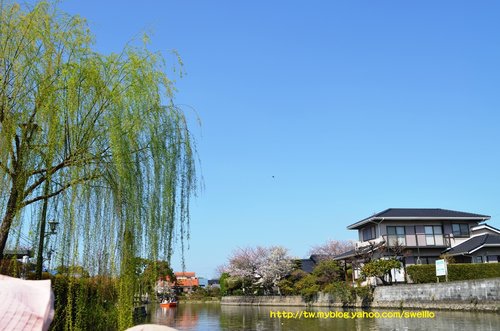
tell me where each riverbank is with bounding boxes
[221,277,500,311]
[178,297,221,303]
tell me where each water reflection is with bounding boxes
[373,310,500,331]
[146,303,220,331]
[220,306,363,331]
[153,304,199,328]
[145,303,500,331]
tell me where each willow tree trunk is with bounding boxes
[0,181,21,261]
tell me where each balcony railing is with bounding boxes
[382,234,452,248]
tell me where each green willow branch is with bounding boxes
[0,161,12,176]
[23,150,112,197]
[21,173,101,208]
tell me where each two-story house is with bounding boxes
[173,271,199,293]
[334,208,499,282]
[159,271,200,295]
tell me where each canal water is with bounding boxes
[142,303,500,331]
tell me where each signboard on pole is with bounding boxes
[435,259,448,281]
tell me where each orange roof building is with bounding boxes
[173,271,199,292]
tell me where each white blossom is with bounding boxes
[226,246,293,293]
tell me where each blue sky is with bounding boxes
[55,0,500,278]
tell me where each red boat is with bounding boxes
[160,299,177,308]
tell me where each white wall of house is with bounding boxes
[389,266,405,282]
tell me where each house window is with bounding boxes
[452,224,470,237]
[417,256,437,265]
[424,226,444,245]
[426,257,437,265]
[387,226,406,246]
[474,256,483,263]
[362,226,376,241]
[487,256,498,263]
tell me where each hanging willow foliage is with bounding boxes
[0,1,198,329]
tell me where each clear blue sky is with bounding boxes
[55,0,500,278]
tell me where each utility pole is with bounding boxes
[36,180,50,279]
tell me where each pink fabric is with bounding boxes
[0,274,54,331]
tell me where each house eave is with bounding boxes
[347,217,489,230]
[469,244,500,254]
[471,224,500,235]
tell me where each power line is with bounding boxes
[9,228,33,248]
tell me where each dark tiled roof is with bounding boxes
[333,241,386,261]
[299,259,316,273]
[298,255,335,273]
[373,208,490,218]
[310,254,328,263]
[333,248,357,260]
[445,234,500,256]
[348,208,490,229]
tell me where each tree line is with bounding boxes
[218,239,406,298]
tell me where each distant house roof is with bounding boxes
[3,249,33,259]
[208,279,219,285]
[299,259,316,273]
[297,255,329,273]
[310,254,328,263]
[176,278,199,287]
[347,208,490,230]
[444,234,500,256]
[333,248,357,260]
[175,272,196,278]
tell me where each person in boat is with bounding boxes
[161,296,176,304]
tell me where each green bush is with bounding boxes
[407,263,500,284]
[0,259,23,277]
[278,269,308,295]
[51,275,118,331]
[277,278,296,295]
[406,264,436,283]
[225,276,243,295]
[295,274,320,302]
[354,285,374,306]
[219,273,229,296]
[361,258,401,284]
[324,282,355,306]
[184,286,221,301]
[312,260,343,285]
[323,282,374,307]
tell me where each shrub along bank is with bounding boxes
[407,263,500,284]
[51,275,119,331]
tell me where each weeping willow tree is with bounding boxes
[0,1,197,329]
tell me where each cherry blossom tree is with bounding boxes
[309,239,355,259]
[256,246,293,294]
[226,246,293,294]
